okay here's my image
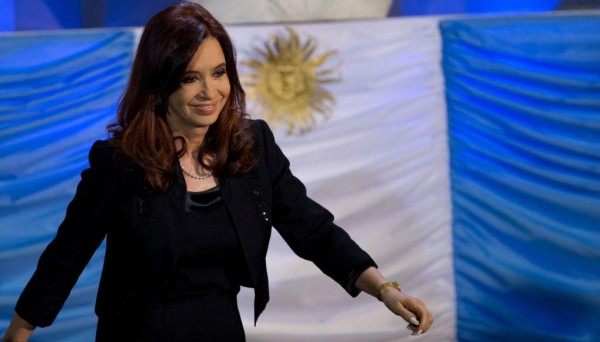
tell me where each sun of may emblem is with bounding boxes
[242,27,341,134]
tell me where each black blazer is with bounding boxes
[16,119,376,328]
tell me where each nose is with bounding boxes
[195,78,215,100]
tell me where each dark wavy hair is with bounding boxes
[108,2,256,191]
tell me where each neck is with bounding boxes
[172,126,209,159]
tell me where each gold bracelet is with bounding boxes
[376,281,401,301]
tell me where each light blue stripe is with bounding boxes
[0,29,134,340]
[443,14,600,342]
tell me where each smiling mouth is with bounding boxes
[191,102,218,114]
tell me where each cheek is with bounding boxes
[223,87,231,104]
[221,80,231,99]
[167,94,176,112]
[168,89,192,110]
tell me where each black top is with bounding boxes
[167,186,245,296]
[98,186,248,341]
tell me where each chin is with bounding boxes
[200,114,220,128]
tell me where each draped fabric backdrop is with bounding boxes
[0,30,135,341]
[1,11,599,342]
[442,15,600,342]
[228,19,453,341]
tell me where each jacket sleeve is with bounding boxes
[15,140,113,327]
[255,120,377,297]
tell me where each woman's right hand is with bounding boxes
[2,313,35,342]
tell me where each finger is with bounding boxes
[399,308,425,335]
[394,303,418,324]
[414,310,434,333]
[412,329,424,336]
[402,300,432,333]
[407,323,423,336]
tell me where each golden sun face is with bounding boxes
[242,27,341,134]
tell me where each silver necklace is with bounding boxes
[179,162,212,180]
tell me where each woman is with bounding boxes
[3,2,432,341]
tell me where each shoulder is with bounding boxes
[88,139,118,171]
[247,119,276,149]
[245,119,291,178]
[247,118,266,135]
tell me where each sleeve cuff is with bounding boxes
[346,259,378,297]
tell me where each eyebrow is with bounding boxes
[184,63,226,74]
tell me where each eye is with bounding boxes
[213,68,227,79]
[182,74,199,84]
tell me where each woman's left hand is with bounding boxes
[355,267,434,335]
[380,288,433,336]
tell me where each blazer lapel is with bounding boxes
[220,174,264,285]
[220,173,271,323]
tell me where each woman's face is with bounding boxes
[166,36,230,132]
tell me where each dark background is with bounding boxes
[1,0,599,32]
